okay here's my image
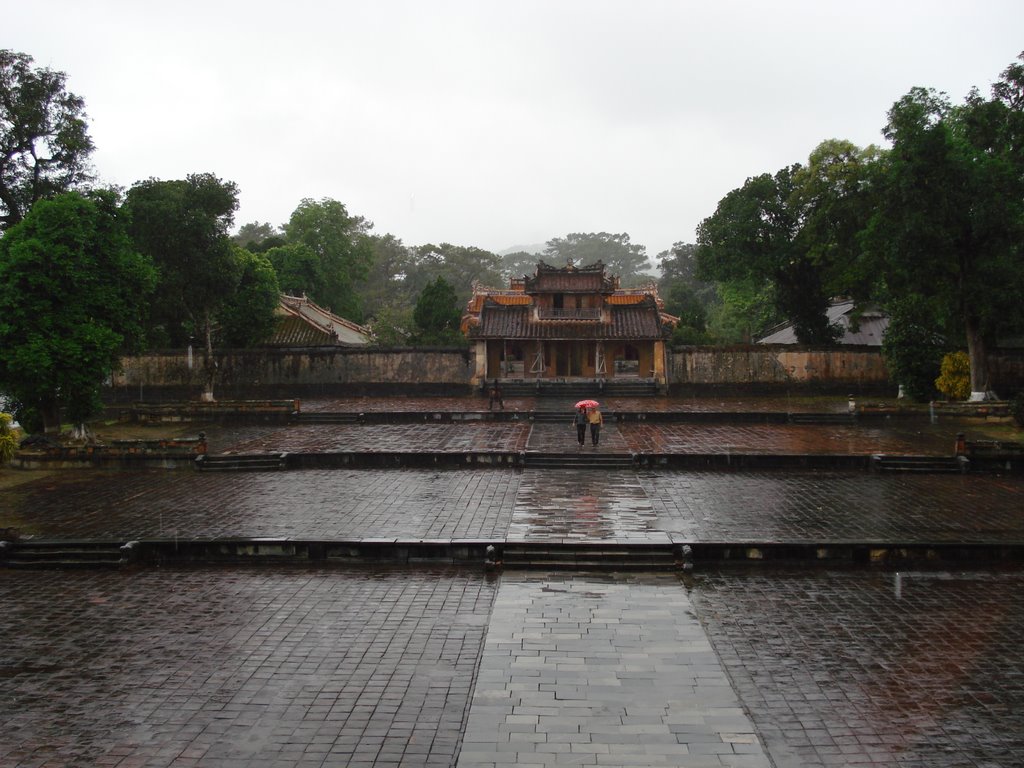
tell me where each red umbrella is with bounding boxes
[575,399,599,409]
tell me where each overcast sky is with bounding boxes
[8,1,1023,259]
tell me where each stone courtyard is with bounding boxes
[1,397,1022,767]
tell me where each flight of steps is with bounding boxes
[195,453,288,471]
[499,543,678,570]
[524,451,635,469]
[292,412,363,424]
[1,541,127,569]
[788,412,857,425]
[872,455,968,473]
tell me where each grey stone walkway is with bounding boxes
[4,566,1024,767]
[458,573,770,768]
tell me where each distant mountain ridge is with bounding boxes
[498,243,546,256]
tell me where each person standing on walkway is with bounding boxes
[573,406,588,447]
[488,380,504,410]
[587,406,603,446]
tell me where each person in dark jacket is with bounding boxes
[488,380,504,410]
[573,406,588,447]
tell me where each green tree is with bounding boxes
[880,295,947,402]
[124,173,247,400]
[0,191,155,433]
[705,280,781,344]
[406,243,503,305]
[658,242,715,344]
[499,249,543,281]
[865,55,1024,397]
[544,232,651,286]
[367,304,415,347]
[413,276,464,345]
[217,247,281,348]
[356,233,417,317]
[265,243,324,298]
[0,50,95,231]
[232,220,282,250]
[283,198,373,320]
[696,140,880,345]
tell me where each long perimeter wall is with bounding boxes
[107,346,1024,400]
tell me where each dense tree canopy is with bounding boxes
[124,173,277,398]
[216,246,281,348]
[865,56,1024,397]
[499,250,544,281]
[0,191,155,432]
[232,220,282,250]
[544,232,651,286]
[696,139,880,345]
[0,50,94,230]
[406,243,503,306]
[356,234,417,316]
[413,276,464,345]
[283,198,373,320]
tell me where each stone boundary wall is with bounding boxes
[107,348,476,402]
[105,346,1024,400]
[668,345,891,394]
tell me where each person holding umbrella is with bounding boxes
[575,399,601,447]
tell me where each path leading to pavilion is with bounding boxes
[457,572,770,768]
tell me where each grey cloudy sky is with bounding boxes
[8,1,1024,259]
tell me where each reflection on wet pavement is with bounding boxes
[0,567,494,768]
[218,422,532,455]
[693,569,1024,767]
[622,422,957,455]
[510,470,670,543]
[202,420,971,458]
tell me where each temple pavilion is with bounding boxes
[461,261,678,389]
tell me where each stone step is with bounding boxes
[2,542,126,569]
[500,544,677,570]
[788,412,856,425]
[292,413,362,424]
[525,452,634,469]
[196,454,287,471]
[872,455,967,473]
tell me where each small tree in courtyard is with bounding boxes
[413,277,464,345]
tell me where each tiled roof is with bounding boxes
[757,300,888,346]
[265,295,373,347]
[470,304,666,340]
[523,261,616,294]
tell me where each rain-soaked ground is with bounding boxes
[2,398,1023,767]
[2,567,1023,767]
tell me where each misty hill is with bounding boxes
[498,243,546,256]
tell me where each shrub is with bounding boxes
[881,298,945,402]
[0,413,18,464]
[1010,392,1024,427]
[935,351,971,401]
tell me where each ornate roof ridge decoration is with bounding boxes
[276,293,374,345]
[524,260,617,294]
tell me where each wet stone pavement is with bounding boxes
[4,468,1023,546]
[201,421,961,458]
[3,567,1024,767]
[691,568,1024,768]
[1,567,496,768]
[3,402,1024,767]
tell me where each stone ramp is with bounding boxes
[458,572,770,768]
